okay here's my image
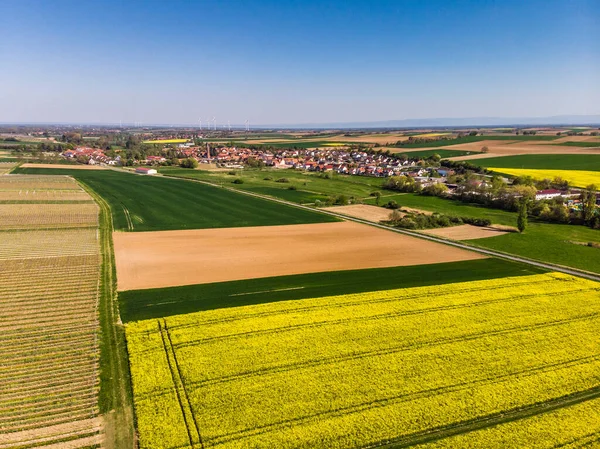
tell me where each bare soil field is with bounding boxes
[113,221,485,290]
[19,163,107,170]
[446,142,600,161]
[420,224,512,240]
[321,204,393,222]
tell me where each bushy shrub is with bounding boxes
[232,178,244,184]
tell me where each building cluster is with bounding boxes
[62,147,120,165]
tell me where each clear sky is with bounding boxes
[1,0,598,125]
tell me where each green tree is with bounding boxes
[372,191,381,206]
[581,184,598,225]
[517,199,528,233]
[180,157,199,169]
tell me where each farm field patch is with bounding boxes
[0,174,83,190]
[0,162,17,174]
[321,204,393,222]
[391,148,477,158]
[486,168,600,188]
[118,258,544,322]
[420,224,511,240]
[14,168,338,230]
[446,141,600,162]
[19,162,108,170]
[420,395,600,448]
[362,194,600,274]
[160,167,385,204]
[126,273,600,449]
[0,203,99,229]
[0,175,103,447]
[363,193,518,226]
[474,154,600,171]
[472,222,600,274]
[113,221,486,291]
[142,139,189,144]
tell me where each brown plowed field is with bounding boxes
[445,141,600,161]
[420,224,512,240]
[19,163,107,170]
[321,204,393,222]
[113,221,485,291]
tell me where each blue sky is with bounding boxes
[1,0,598,125]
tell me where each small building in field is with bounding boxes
[535,189,562,200]
[135,167,157,175]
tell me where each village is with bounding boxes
[60,143,598,211]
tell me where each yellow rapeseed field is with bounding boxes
[126,273,600,449]
[487,167,600,188]
[142,139,189,144]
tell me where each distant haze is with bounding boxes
[1,0,599,125]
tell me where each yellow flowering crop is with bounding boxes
[126,273,600,448]
[142,139,189,144]
[410,132,451,138]
[487,167,600,188]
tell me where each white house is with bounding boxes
[535,189,562,200]
[135,167,157,175]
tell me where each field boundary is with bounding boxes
[159,172,600,282]
[77,179,136,449]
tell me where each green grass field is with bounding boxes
[362,193,600,274]
[160,167,385,203]
[118,258,544,322]
[552,141,600,148]
[364,193,518,226]
[13,168,338,231]
[472,223,600,274]
[474,154,600,171]
[393,149,477,158]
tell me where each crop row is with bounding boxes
[0,190,92,202]
[0,203,99,229]
[126,273,600,449]
[0,174,83,190]
[0,228,99,259]
[0,176,102,446]
[0,162,17,175]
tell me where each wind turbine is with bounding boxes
[212,117,216,130]
[198,118,202,131]
[245,120,250,132]
[228,120,231,132]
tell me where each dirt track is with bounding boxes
[113,221,485,291]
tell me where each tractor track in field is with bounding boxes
[370,385,600,448]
